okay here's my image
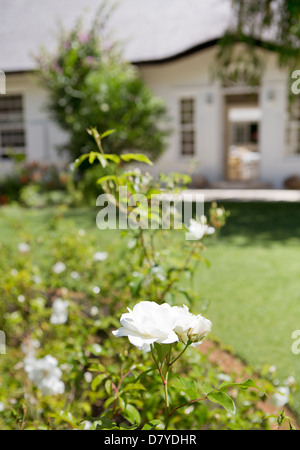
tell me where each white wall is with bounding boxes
[139,47,224,183]
[259,53,300,187]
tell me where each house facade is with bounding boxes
[1,0,300,188]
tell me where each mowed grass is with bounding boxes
[1,202,300,414]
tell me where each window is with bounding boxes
[286,97,300,155]
[180,98,195,155]
[0,95,26,159]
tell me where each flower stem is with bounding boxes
[164,369,170,430]
[168,342,190,367]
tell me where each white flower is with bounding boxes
[24,354,65,396]
[70,271,80,280]
[172,305,212,346]
[50,298,69,324]
[188,217,215,240]
[52,262,66,274]
[90,306,99,316]
[18,243,30,253]
[17,295,25,303]
[271,386,290,407]
[112,301,180,352]
[113,301,212,352]
[93,251,108,262]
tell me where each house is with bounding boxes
[1,0,300,188]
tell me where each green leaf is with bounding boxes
[218,378,262,392]
[154,342,171,364]
[103,153,120,164]
[50,411,78,428]
[95,417,119,430]
[122,382,146,393]
[207,390,236,416]
[134,368,155,384]
[198,383,214,396]
[91,373,107,391]
[120,153,153,166]
[100,129,116,139]
[123,404,141,425]
[142,420,164,430]
[97,175,118,185]
[74,153,89,169]
[96,153,108,168]
[174,377,199,400]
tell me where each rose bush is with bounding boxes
[0,129,293,430]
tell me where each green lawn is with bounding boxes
[1,202,300,415]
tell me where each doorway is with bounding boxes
[225,94,261,182]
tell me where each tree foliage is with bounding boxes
[36,3,169,162]
[216,0,300,86]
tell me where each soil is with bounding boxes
[200,339,299,430]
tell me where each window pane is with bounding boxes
[180,98,195,155]
[0,95,25,158]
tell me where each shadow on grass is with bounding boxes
[205,202,300,246]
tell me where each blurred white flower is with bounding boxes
[93,286,100,294]
[21,338,40,356]
[24,354,65,396]
[188,217,215,240]
[18,242,30,253]
[112,301,181,352]
[17,295,25,303]
[52,262,66,274]
[90,306,99,316]
[84,371,93,383]
[50,298,69,325]
[32,275,42,284]
[93,251,108,262]
[78,229,86,237]
[271,386,290,407]
[70,271,80,280]
[172,305,212,346]
[91,343,102,354]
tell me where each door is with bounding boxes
[224,94,261,182]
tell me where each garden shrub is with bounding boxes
[0,129,292,430]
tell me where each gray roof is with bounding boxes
[1,0,233,72]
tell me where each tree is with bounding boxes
[36,3,169,163]
[216,0,300,86]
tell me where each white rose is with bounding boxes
[271,386,290,407]
[112,301,180,351]
[52,262,66,274]
[50,298,69,324]
[18,242,30,253]
[188,217,215,240]
[24,354,65,396]
[93,252,108,261]
[172,305,212,345]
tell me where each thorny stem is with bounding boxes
[169,396,208,418]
